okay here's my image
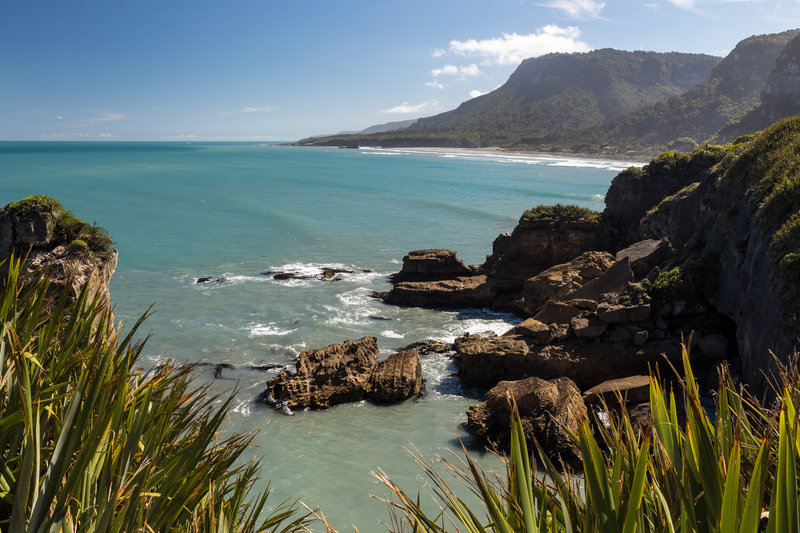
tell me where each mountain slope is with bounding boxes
[715,31,800,142]
[297,49,720,148]
[572,29,799,153]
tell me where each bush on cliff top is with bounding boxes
[523,203,601,222]
[4,195,113,257]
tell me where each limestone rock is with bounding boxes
[391,249,474,282]
[615,239,674,279]
[571,316,607,339]
[534,301,582,324]
[369,350,424,403]
[582,375,651,407]
[264,337,425,409]
[381,275,495,309]
[567,257,634,302]
[485,216,612,293]
[509,318,554,345]
[454,334,682,390]
[465,376,587,464]
[513,251,615,315]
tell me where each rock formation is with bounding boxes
[466,376,587,465]
[262,336,424,410]
[0,196,116,309]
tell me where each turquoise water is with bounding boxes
[0,142,633,530]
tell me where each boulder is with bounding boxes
[513,251,615,315]
[534,301,582,324]
[507,318,554,345]
[571,316,607,339]
[615,239,674,279]
[368,350,424,403]
[566,257,634,301]
[582,375,651,407]
[465,376,587,465]
[401,340,451,355]
[391,249,474,282]
[263,337,426,409]
[381,275,496,309]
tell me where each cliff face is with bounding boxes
[605,121,800,396]
[0,197,117,309]
[717,32,800,142]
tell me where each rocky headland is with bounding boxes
[0,196,116,310]
[377,117,800,460]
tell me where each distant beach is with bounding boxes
[366,145,651,165]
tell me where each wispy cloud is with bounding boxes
[469,89,487,99]
[665,0,758,12]
[426,79,445,89]
[440,25,591,66]
[241,106,273,113]
[381,100,441,114]
[160,134,198,140]
[431,63,483,79]
[83,112,127,123]
[540,0,605,18]
[40,132,116,139]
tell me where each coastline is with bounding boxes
[360,145,652,165]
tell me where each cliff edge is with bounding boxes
[0,196,117,309]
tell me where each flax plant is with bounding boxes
[378,345,800,532]
[0,256,308,532]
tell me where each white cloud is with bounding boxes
[426,79,445,89]
[667,0,696,8]
[541,0,605,18]
[381,100,441,114]
[160,134,198,140]
[443,25,592,66]
[469,89,487,99]
[432,48,446,57]
[241,106,273,113]
[431,63,483,80]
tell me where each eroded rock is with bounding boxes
[466,376,587,464]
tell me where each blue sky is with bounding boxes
[2,0,800,141]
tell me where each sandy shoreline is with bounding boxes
[367,145,651,165]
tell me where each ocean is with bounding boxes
[0,141,635,530]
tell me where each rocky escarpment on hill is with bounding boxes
[0,196,116,308]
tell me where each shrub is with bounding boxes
[0,256,308,532]
[379,347,800,533]
[523,203,601,222]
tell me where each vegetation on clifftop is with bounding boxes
[4,195,113,257]
[523,203,601,222]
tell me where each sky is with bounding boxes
[2,0,800,141]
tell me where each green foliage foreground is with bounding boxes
[0,257,308,532]
[378,347,800,533]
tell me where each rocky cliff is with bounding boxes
[0,196,117,309]
[717,32,800,142]
[620,121,800,397]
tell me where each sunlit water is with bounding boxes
[0,142,635,530]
